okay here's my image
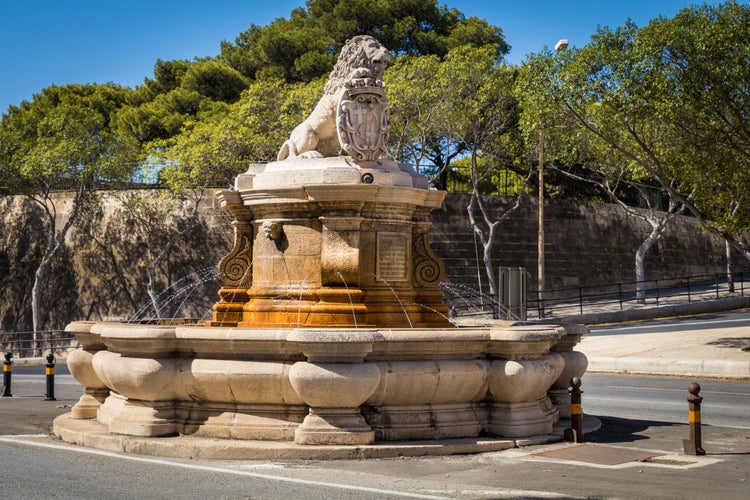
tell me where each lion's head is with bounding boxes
[324,35,391,95]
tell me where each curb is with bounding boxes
[586,356,750,379]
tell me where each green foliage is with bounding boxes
[220,0,508,83]
[140,59,192,100]
[156,77,324,193]
[112,88,205,146]
[639,1,750,233]
[514,0,750,240]
[0,83,143,330]
[180,59,250,103]
[0,83,140,193]
[386,54,442,169]
[387,43,519,187]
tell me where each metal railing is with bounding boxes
[527,272,748,319]
[1,330,80,359]
[441,272,749,321]
[440,283,522,321]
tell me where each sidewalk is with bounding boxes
[553,298,750,379]
[578,322,750,379]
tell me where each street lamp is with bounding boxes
[538,39,568,318]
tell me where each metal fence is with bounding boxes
[527,272,748,319]
[1,330,80,359]
[442,272,749,321]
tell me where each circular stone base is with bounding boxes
[53,413,601,460]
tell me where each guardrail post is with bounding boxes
[564,377,583,443]
[683,382,705,456]
[44,353,56,401]
[2,351,12,397]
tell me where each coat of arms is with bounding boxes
[336,68,392,162]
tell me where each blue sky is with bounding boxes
[0,0,738,114]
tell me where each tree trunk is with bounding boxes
[635,226,661,304]
[726,238,735,293]
[634,246,647,304]
[31,260,48,351]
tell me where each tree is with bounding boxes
[550,149,688,303]
[386,54,443,174]
[0,84,139,332]
[438,46,528,306]
[157,76,323,186]
[515,2,750,296]
[387,45,526,307]
[113,87,206,145]
[221,0,508,83]
[180,59,250,104]
[517,19,705,297]
[639,1,750,246]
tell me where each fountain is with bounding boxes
[55,35,589,459]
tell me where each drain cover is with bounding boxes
[533,444,660,466]
[640,458,697,466]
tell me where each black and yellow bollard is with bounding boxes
[683,382,705,456]
[2,351,12,398]
[44,353,56,401]
[564,377,584,443]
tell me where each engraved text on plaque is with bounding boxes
[376,233,409,281]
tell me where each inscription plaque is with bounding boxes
[376,233,408,281]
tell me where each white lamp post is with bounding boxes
[538,39,568,318]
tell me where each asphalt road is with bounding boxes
[583,373,750,429]
[1,370,748,499]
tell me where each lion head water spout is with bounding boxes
[57,36,589,458]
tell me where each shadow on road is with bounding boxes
[585,415,685,444]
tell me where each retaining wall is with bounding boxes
[0,190,745,330]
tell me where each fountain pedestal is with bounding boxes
[211,158,452,330]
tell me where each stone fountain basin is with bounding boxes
[61,320,587,445]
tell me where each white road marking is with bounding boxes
[0,435,447,499]
[0,435,576,499]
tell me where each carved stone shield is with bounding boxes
[337,75,392,162]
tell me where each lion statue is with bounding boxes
[276,35,391,161]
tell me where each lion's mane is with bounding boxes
[323,35,382,95]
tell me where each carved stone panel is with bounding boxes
[219,218,253,287]
[376,233,409,282]
[413,231,444,287]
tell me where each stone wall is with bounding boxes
[431,194,747,293]
[0,191,232,332]
[0,190,744,331]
